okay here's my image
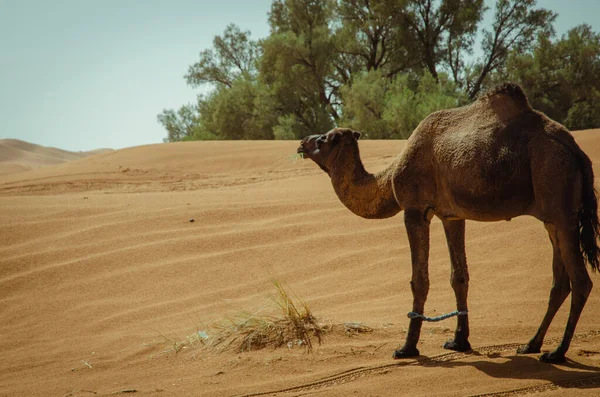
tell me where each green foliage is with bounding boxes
[260,28,336,137]
[342,71,465,138]
[565,95,600,131]
[185,23,259,88]
[502,24,600,130]
[159,1,600,141]
[385,73,466,138]
[157,104,201,142]
[340,70,390,138]
[195,77,277,140]
[261,0,339,136]
[405,0,486,83]
[468,0,556,99]
[334,0,415,77]
[273,115,300,140]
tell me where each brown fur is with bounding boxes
[298,83,599,363]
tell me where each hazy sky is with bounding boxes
[1,0,599,151]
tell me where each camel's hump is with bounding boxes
[478,83,530,107]
[475,83,532,121]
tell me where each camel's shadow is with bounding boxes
[417,351,600,392]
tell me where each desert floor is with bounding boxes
[1,133,600,397]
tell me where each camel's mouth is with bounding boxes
[298,135,322,158]
[296,145,313,158]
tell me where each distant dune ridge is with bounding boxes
[0,138,112,175]
[1,131,600,396]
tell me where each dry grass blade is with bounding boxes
[288,153,304,163]
[271,279,323,351]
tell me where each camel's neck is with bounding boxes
[329,145,401,219]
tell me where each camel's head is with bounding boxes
[297,128,361,173]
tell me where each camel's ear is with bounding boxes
[353,131,361,140]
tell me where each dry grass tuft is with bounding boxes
[150,281,380,355]
[202,280,323,353]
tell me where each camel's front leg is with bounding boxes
[442,219,471,352]
[393,209,430,359]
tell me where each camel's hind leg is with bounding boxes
[518,222,571,354]
[441,219,471,352]
[526,137,594,362]
[539,222,592,363]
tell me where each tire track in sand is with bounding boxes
[468,375,600,396]
[234,330,600,397]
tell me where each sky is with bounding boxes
[1,0,599,152]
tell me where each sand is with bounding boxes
[1,132,600,397]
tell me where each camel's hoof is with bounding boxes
[539,351,566,364]
[392,346,420,359]
[517,344,541,354]
[443,339,472,352]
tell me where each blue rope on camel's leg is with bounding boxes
[407,310,469,322]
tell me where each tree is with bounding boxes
[159,0,600,141]
[334,0,415,80]
[340,70,391,137]
[499,31,565,120]
[185,23,260,88]
[385,72,465,137]
[559,24,600,129]
[342,70,465,138]
[403,0,485,82]
[503,24,600,130]
[468,0,556,99]
[157,104,201,142]
[193,77,278,140]
[260,0,338,138]
[161,24,275,142]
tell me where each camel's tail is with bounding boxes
[577,147,600,272]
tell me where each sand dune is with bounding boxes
[0,139,112,176]
[1,131,600,396]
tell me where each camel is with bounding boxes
[297,83,599,363]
